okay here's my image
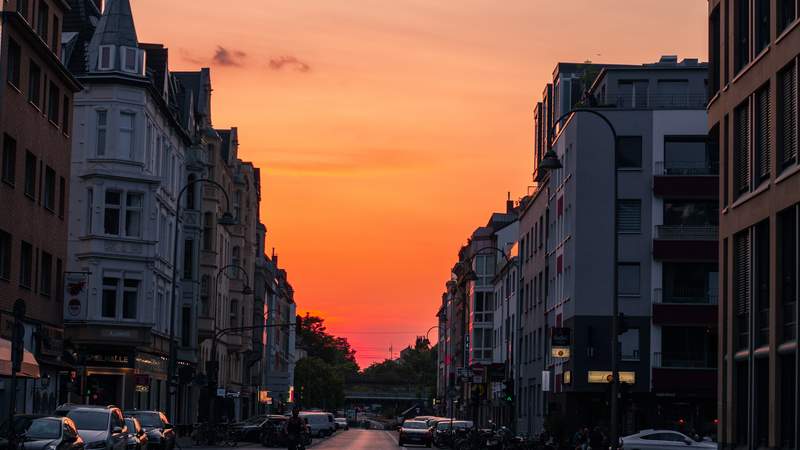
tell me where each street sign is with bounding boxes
[472,375,483,384]
[216,388,226,397]
[456,367,473,378]
[542,371,551,392]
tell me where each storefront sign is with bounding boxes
[588,371,636,384]
[551,347,571,358]
[38,324,64,357]
[563,370,572,385]
[542,371,551,392]
[84,352,132,367]
[551,327,571,359]
[259,390,271,404]
[64,273,89,321]
[136,354,168,374]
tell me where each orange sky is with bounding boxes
[132,0,708,367]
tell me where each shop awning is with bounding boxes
[0,338,40,378]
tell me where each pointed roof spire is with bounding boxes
[87,0,139,72]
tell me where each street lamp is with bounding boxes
[544,108,620,448]
[167,178,236,419]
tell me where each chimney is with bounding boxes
[506,192,514,214]
[272,248,278,268]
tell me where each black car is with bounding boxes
[122,418,147,450]
[0,415,85,450]
[121,413,173,450]
[64,406,128,450]
[229,415,266,442]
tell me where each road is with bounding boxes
[188,429,419,450]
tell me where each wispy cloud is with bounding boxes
[213,46,247,67]
[268,56,312,73]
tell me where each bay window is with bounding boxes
[102,274,140,320]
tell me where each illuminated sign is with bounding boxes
[551,347,571,358]
[588,371,636,384]
[563,371,572,385]
[259,390,272,404]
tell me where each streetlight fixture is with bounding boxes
[544,107,620,449]
[167,178,237,419]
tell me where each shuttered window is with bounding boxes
[755,84,771,182]
[734,101,751,198]
[778,61,798,169]
[616,199,641,233]
[734,230,752,350]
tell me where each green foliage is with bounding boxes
[359,337,438,399]
[293,314,359,410]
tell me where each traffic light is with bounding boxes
[503,380,514,403]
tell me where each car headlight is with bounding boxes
[86,441,106,449]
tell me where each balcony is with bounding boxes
[655,225,718,241]
[653,288,718,305]
[653,352,716,369]
[592,93,708,110]
[652,288,717,325]
[655,160,718,176]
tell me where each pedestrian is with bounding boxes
[286,407,305,450]
[589,426,604,450]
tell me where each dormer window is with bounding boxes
[98,45,115,71]
[120,46,145,75]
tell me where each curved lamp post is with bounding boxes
[167,178,237,419]
[543,107,620,448]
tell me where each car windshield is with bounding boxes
[67,411,108,431]
[124,419,137,432]
[127,413,162,428]
[25,419,62,440]
[403,422,428,430]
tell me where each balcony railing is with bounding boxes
[655,160,719,176]
[653,351,716,369]
[591,93,708,110]
[655,225,718,241]
[653,287,718,305]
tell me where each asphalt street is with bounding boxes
[187,429,425,450]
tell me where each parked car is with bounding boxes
[122,412,173,450]
[333,418,348,431]
[230,415,266,442]
[123,418,147,450]
[398,420,432,448]
[298,413,334,438]
[622,430,717,450]
[64,406,128,450]
[0,415,85,450]
[258,416,291,447]
[432,420,473,447]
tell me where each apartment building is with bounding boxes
[542,57,716,436]
[708,0,800,448]
[0,0,81,418]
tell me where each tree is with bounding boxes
[294,357,344,410]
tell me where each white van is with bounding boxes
[299,412,335,437]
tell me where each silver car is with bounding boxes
[622,430,717,450]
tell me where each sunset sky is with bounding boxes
[132,0,707,367]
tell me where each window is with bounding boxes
[121,47,138,73]
[24,151,36,198]
[203,213,214,251]
[47,82,60,124]
[58,176,65,218]
[7,39,21,88]
[16,0,28,20]
[734,230,751,350]
[734,100,751,197]
[778,0,798,33]
[186,175,196,209]
[39,251,52,296]
[754,220,770,347]
[104,190,121,235]
[755,0,770,54]
[709,6,721,95]
[754,84,771,183]
[36,1,49,42]
[2,134,16,186]
[28,62,41,106]
[102,277,117,318]
[50,15,59,51]
[0,229,11,280]
[234,190,242,220]
[619,329,640,361]
[62,96,70,134]
[664,136,717,175]
[96,111,107,156]
[86,188,94,234]
[19,241,32,288]
[778,62,798,169]
[42,166,55,211]
[181,306,191,347]
[55,258,62,301]
[664,200,719,227]
[183,239,194,280]
[779,207,797,342]
[662,262,719,304]
[123,279,138,319]
[618,263,641,296]
[98,45,114,70]
[616,199,641,233]
[734,0,750,73]
[120,112,135,159]
[125,192,142,237]
[616,136,642,169]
